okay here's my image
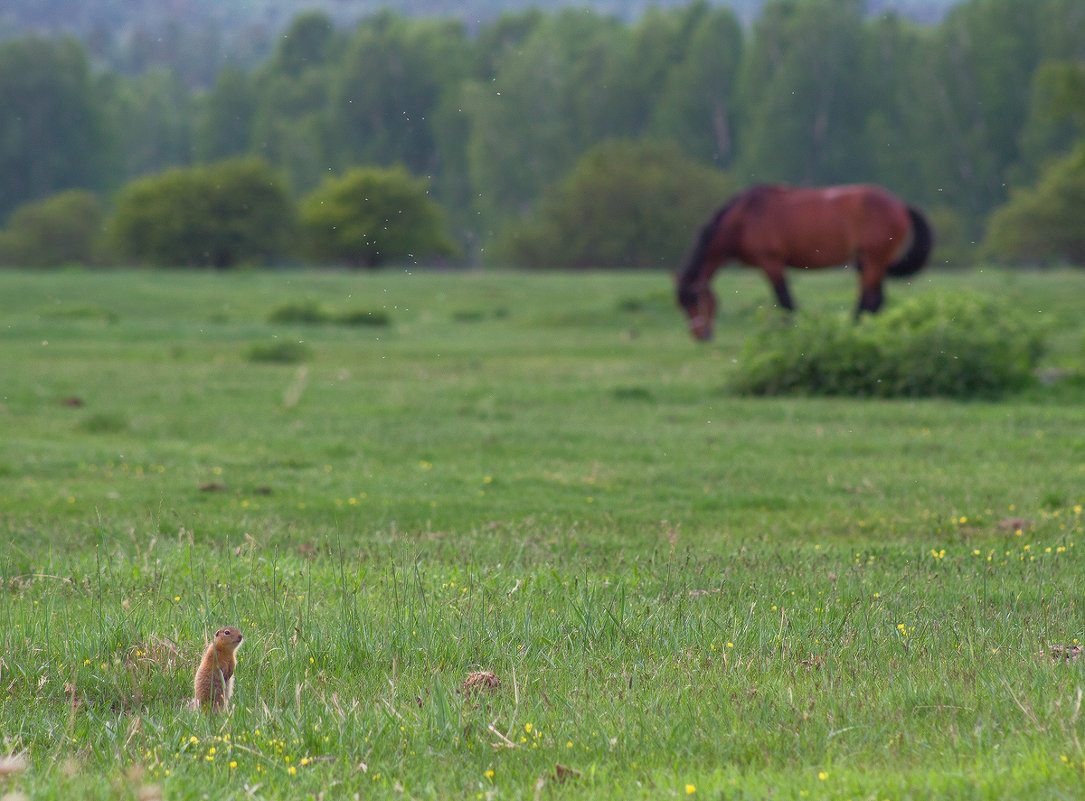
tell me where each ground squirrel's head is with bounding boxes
[214,627,243,652]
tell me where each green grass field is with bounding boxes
[2,266,1084,800]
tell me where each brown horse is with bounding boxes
[676,184,932,340]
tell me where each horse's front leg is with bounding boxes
[762,263,795,312]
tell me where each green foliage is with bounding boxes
[299,165,457,267]
[924,204,975,267]
[245,13,344,195]
[649,5,744,165]
[492,139,734,268]
[335,308,391,326]
[0,37,110,220]
[0,190,106,267]
[737,0,870,184]
[461,9,630,227]
[267,300,331,324]
[3,1,1085,264]
[193,67,257,163]
[730,293,1046,399]
[272,10,339,76]
[267,300,392,326]
[109,67,194,179]
[983,143,1085,266]
[331,13,469,177]
[246,340,312,363]
[109,158,295,268]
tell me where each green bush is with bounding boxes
[0,190,106,267]
[491,139,735,269]
[982,143,1085,266]
[729,293,1046,399]
[299,165,457,268]
[334,309,391,327]
[267,301,331,324]
[246,341,312,364]
[110,158,295,268]
[267,302,391,327]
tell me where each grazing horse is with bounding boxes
[675,184,932,341]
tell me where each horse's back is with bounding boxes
[735,184,910,268]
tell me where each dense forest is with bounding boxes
[0,0,1083,268]
[0,1,965,97]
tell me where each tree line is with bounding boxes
[0,0,1082,269]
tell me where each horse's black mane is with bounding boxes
[676,191,744,294]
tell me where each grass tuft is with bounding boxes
[246,341,312,364]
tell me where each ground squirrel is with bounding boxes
[191,626,243,711]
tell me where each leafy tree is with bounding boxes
[1017,60,1085,184]
[193,67,257,163]
[330,13,470,177]
[0,36,110,221]
[607,4,708,136]
[247,16,342,194]
[855,12,928,203]
[250,69,335,194]
[735,0,872,185]
[106,67,194,179]
[463,10,629,227]
[491,139,734,269]
[650,5,744,166]
[299,165,457,268]
[471,9,545,79]
[272,11,340,77]
[982,143,1085,266]
[110,158,294,268]
[0,190,106,267]
[898,0,1073,223]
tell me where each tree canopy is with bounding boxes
[0,0,1082,268]
[299,166,457,267]
[110,158,294,268]
[983,144,1085,266]
[0,190,105,267]
[492,140,734,269]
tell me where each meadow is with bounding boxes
[1,266,1084,800]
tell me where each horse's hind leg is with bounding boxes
[855,276,884,319]
[762,263,795,312]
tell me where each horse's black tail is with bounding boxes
[888,206,932,278]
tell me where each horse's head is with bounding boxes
[676,281,717,342]
[676,198,738,342]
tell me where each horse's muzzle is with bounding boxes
[689,318,714,342]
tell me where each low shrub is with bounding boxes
[246,341,312,364]
[728,293,1046,399]
[335,309,391,327]
[491,139,734,269]
[0,190,107,267]
[266,302,391,327]
[110,158,294,268]
[299,166,456,268]
[268,301,331,324]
